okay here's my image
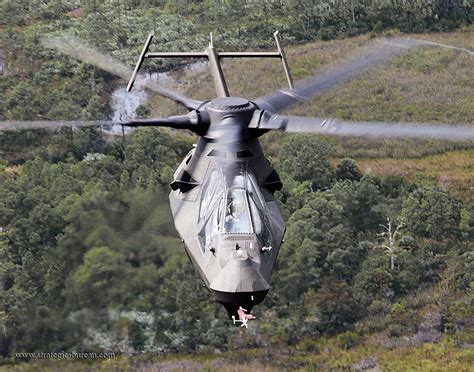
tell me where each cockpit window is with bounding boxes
[199,169,224,222]
[247,172,266,209]
[198,202,221,253]
[198,169,225,253]
[247,173,273,246]
[198,165,273,251]
[223,189,253,234]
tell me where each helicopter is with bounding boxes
[1,31,473,322]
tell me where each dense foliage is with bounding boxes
[0,129,472,355]
[0,0,472,365]
[1,1,472,71]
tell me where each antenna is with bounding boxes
[127,31,294,97]
[274,31,294,89]
[126,32,155,92]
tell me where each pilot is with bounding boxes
[224,199,242,232]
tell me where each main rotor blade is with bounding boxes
[0,120,115,131]
[254,37,473,113]
[41,35,203,110]
[0,112,210,132]
[121,111,210,133]
[254,115,474,141]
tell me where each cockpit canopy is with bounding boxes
[223,188,253,234]
[197,166,272,253]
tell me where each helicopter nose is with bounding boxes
[209,253,269,319]
[209,251,269,293]
[232,247,248,260]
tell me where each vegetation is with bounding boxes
[0,0,473,370]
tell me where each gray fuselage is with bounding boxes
[169,132,285,317]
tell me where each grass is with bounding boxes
[335,149,474,202]
[306,336,473,371]
[5,278,471,371]
[4,336,472,371]
[3,278,471,371]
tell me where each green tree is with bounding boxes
[400,184,467,240]
[5,82,37,120]
[326,240,372,281]
[71,246,129,308]
[305,279,361,334]
[279,135,333,191]
[81,95,107,121]
[333,175,384,232]
[155,260,230,351]
[353,251,395,307]
[277,191,353,302]
[335,158,362,182]
[47,100,82,121]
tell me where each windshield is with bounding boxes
[198,166,273,250]
[246,173,273,246]
[199,169,224,222]
[223,189,253,234]
[198,169,224,253]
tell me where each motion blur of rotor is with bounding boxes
[3,32,473,141]
[1,31,473,322]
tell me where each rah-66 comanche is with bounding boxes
[2,32,473,323]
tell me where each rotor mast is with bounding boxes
[127,31,294,97]
[207,33,229,97]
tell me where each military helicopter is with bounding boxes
[1,32,473,322]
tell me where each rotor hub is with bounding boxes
[203,97,258,142]
[208,97,251,111]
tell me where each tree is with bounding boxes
[279,135,333,191]
[335,158,362,182]
[47,100,82,121]
[5,82,37,120]
[326,240,371,281]
[333,175,384,232]
[124,128,190,187]
[81,95,107,121]
[71,246,129,308]
[135,104,151,119]
[305,279,361,334]
[276,191,353,302]
[353,252,395,306]
[376,218,405,270]
[155,260,230,351]
[400,184,467,240]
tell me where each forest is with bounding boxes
[0,0,473,370]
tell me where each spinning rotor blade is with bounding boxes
[0,120,115,131]
[121,111,209,132]
[41,35,203,110]
[254,37,474,113]
[0,112,210,132]
[252,114,474,141]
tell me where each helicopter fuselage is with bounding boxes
[168,97,285,317]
